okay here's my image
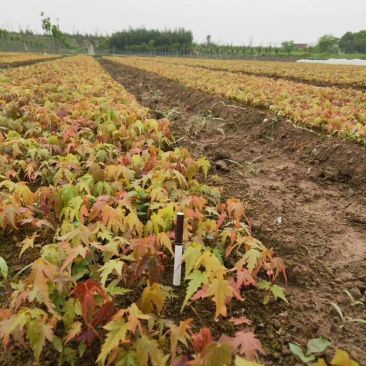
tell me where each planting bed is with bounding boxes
[0,55,295,366]
[0,54,364,366]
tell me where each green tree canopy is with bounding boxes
[316,34,339,53]
[339,30,366,54]
[110,27,193,53]
[281,40,295,55]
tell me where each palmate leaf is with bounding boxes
[72,279,111,326]
[270,284,288,304]
[1,205,20,230]
[0,308,54,363]
[135,252,164,285]
[65,321,82,344]
[133,335,169,366]
[25,258,58,312]
[138,283,166,315]
[28,319,54,363]
[181,270,209,311]
[19,232,38,258]
[198,157,210,178]
[270,257,287,284]
[115,350,138,366]
[99,259,123,288]
[242,249,262,273]
[169,318,193,359]
[183,243,203,278]
[232,331,265,362]
[227,199,245,228]
[156,232,174,256]
[236,269,256,289]
[192,327,213,354]
[193,278,233,319]
[126,212,143,237]
[97,317,129,365]
[195,251,226,280]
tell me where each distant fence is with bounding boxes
[0,39,71,54]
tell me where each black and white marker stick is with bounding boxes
[173,212,184,286]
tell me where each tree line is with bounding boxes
[109,28,193,53]
[1,18,366,57]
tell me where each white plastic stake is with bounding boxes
[173,212,184,286]
[173,244,183,286]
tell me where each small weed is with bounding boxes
[331,302,366,328]
[344,290,364,306]
[197,109,223,131]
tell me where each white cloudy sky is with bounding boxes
[2,0,365,45]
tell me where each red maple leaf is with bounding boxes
[232,331,265,361]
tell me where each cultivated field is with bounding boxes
[124,57,366,89]
[0,52,60,69]
[0,55,364,366]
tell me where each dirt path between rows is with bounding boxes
[101,59,366,365]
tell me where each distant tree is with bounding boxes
[316,34,339,53]
[281,40,295,55]
[0,29,9,39]
[206,34,211,46]
[51,25,63,42]
[339,30,366,54]
[40,12,51,35]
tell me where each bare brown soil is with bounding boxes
[101,59,366,365]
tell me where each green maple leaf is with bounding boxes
[198,157,210,178]
[207,278,233,318]
[27,319,54,363]
[115,350,138,366]
[99,259,123,288]
[243,249,262,273]
[133,335,169,366]
[183,243,203,278]
[270,284,288,304]
[195,251,226,279]
[181,270,208,311]
[97,317,129,364]
[139,283,166,315]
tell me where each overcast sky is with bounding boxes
[2,0,365,45]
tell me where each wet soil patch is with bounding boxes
[101,58,366,365]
